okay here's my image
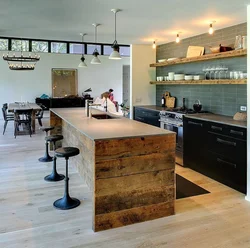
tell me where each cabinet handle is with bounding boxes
[188,121,203,127]
[217,158,237,169]
[216,138,236,147]
[211,125,222,131]
[230,130,244,136]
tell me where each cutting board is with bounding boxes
[164,91,175,108]
[186,46,205,58]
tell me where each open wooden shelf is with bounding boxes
[150,79,247,85]
[150,49,247,67]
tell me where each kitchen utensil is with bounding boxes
[233,112,247,121]
[234,35,242,50]
[193,100,202,112]
[242,36,247,49]
[164,91,175,108]
[186,46,205,58]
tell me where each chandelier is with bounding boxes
[3,40,40,70]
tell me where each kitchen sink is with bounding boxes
[92,114,120,120]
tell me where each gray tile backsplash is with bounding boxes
[156,84,247,116]
[156,22,247,117]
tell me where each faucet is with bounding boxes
[85,99,101,117]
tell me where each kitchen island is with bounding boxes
[50,108,176,232]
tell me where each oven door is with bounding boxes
[161,122,183,166]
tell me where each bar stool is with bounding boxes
[44,135,65,182]
[53,147,80,210]
[38,126,55,162]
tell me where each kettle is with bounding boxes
[193,100,202,112]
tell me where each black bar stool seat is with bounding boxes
[44,135,65,182]
[38,126,55,162]
[53,147,80,210]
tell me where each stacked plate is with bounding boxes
[174,74,185,80]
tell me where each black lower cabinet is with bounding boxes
[134,107,160,127]
[184,116,246,194]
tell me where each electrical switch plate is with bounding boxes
[240,106,247,111]
[136,97,142,103]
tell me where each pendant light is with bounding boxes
[152,40,156,49]
[176,33,180,43]
[109,9,122,60]
[78,33,87,68]
[91,23,101,64]
[209,21,216,35]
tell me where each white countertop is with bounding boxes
[50,108,174,141]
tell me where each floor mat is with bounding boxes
[176,174,210,199]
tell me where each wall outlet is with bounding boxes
[135,97,142,103]
[240,106,247,111]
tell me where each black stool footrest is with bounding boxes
[44,173,65,182]
[53,195,80,210]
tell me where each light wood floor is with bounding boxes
[1,116,250,248]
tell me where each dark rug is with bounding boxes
[176,174,210,199]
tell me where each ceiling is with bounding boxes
[0,0,248,45]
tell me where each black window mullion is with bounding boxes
[48,41,51,53]
[100,44,104,55]
[8,38,12,51]
[66,42,70,54]
[29,40,32,52]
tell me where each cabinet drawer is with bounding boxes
[207,122,246,141]
[207,132,246,161]
[206,151,246,193]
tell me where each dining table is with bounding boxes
[8,102,42,133]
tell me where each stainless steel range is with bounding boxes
[159,110,185,166]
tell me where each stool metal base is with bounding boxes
[44,173,65,182]
[38,155,53,163]
[53,195,80,210]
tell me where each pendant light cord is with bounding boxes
[95,25,97,49]
[114,11,117,42]
[81,35,84,57]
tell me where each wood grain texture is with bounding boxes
[51,111,176,232]
[150,49,247,67]
[150,79,247,85]
[94,201,175,232]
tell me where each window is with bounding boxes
[0,39,8,51]
[51,42,67,53]
[11,39,29,51]
[70,43,84,54]
[103,45,113,55]
[119,46,130,56]
[32,41,48,52]
[87,44,101,55]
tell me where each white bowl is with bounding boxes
[184,75,193,80]
[174,74,185,80]
[193,75,204,80]
[158,59,167,63]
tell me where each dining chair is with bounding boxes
[14,109,33,138]
[2,107,14,135]
[36,109,44,126]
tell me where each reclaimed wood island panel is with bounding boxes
[50,108,176,232]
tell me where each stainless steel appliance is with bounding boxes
[159,110,184,166]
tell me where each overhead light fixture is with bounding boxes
[91,23,101,64]
[3,39,40,70]
[109,9,122,60]
[176,33,180,43]
[209,21,216,35]
[78,33,87,68]
[152,40,156,49]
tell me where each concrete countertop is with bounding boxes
[50,108,174,141]
[185,113,247,128]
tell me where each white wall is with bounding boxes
[246,5,250,201]
[130,44,156,117]
[0,52,130,106]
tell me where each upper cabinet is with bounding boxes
[150,49,247,68]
